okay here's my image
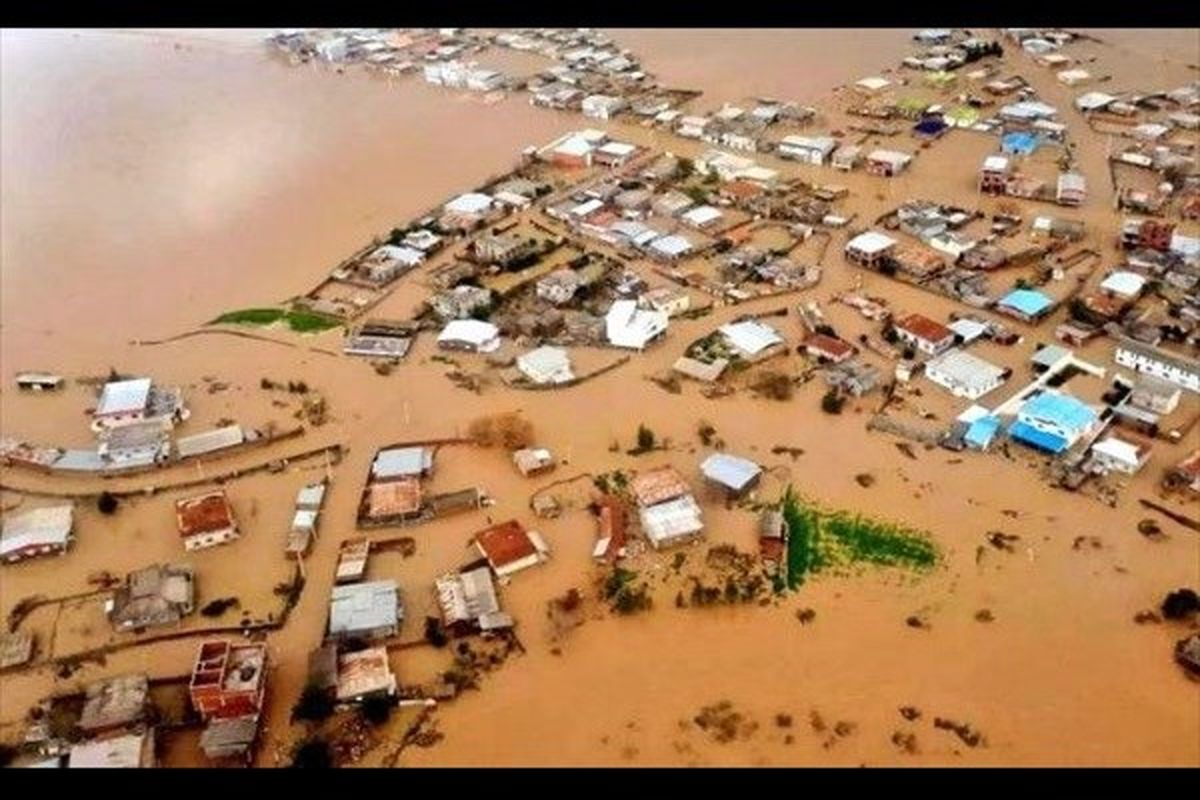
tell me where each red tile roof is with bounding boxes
[175,492,236,537]
[804,333,855,360]
[629,466,691,507]
[895,313,954,345]
[475,520,537,568]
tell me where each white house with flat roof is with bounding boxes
[845,231,897,266]
[1091,435,1151,475]
[605,300,668,350]
[778,135,838,165]
[1115,338,1200,393]
[924,348,1008,400]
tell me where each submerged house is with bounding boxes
[1,505,74,564]
[699,453,763,498]
[435,565,512,636]
[175,491,239,552]
[473,519,550,578]
[629,466,704,550]
[1007,390,1100,454]
[189,640,268,761]
[718,319,785,362]
[605,299,668,350]
[91,378,188,432]
[107,563,195,632]
[328,580,402,642]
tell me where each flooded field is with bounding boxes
[1,28,1197,768]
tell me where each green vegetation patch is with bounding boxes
[211,307,341,334]
[781,484,937,589]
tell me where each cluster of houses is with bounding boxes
[15,637,270,767]
[356,445,485,528]
[2,375,266,477]
[979,153,1087,208]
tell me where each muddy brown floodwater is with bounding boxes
[1,28,1198,767]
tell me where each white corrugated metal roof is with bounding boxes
[372,447,433,479]
[438,319,500,351]
[639,495,704,547]
[175,425,244,459]
[719,320,783,356]
[95,379,151,416]
[329,580,401,636]
[1,505,73,557]
[846,231,897,255]
[700,453,762,491]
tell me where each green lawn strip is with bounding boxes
[282,310,342,333]
[781,485,938,589]
[211,308,286,326]
[209,307,341,334]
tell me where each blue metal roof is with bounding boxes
[999,288,1053,317]
[965,415,1001,449]
[1000,131,1040,154]
[1007,420,1069,453]
[1019,390,1098,432]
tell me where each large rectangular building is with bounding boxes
[1115,338,1200,394]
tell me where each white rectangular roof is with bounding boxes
[438,319,500,351]
[372,446,433,479]
[700,453,762,491]
[926,348,1006,393]
[175,425,244,459]
[719,320,783,356]
[948,318,988,343]
[983,155,1010,171]
[329,580,400,635]
[682,205,723,226]
[1,505,73,557]
[649,234,692,256]
[96,378,151,416]
[444,192,494,215]
[570,198,605,217]
[639,495,703,547]
[867,149,912,167]
[598,141,636,156]
[296,482,327,510]
[1099,270,1147,297]
[846,231,897,255]
[1092,436,1144,465]
[781,135,837,153]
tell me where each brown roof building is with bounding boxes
[629,466,691,508]
[804,334,856,364]
[175,491,239,551]
[474,520,549,578]
[362,477,423,522]
[894,313,956,355]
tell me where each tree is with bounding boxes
[291,684,334,723]
[1162,589,1200,620]
[290,737,333,768]
[424,616,448,648]
[360,695,395,726]
[636,424,656,451]
[821,389,846,415]
[97,492,119,515]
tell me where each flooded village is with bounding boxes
[0,27,1198,768]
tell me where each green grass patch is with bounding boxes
[211,307,341,334]
[781,484,937,589]
[213,308,285,326]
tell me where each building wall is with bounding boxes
[184,528,239,551]
[925,367,1002,400]
[1116,347,1200,393]
[1093,450,1143,475]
